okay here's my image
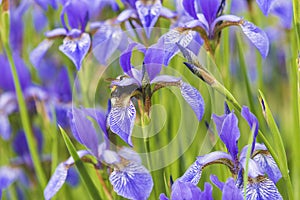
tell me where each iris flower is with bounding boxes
[44,107,153,200]
[107,41,205,146]
[169,105,282,199]
[117,0,176,38]
[161,0,269,64]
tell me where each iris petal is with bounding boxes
[182,0,197,19]
[44,150,90,200]
[109,162,153,200]
[171,180,202,200]
[180,82,205,121]
[245,177,283,200]
[108,101,136,146]
[59,31,91,71]
[0,115,11,140]
[0,166,22,190]
[69,108,99,156]
[213,112,240,160]
[135,0,162,38]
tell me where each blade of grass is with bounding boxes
[58,126,103,200]
[258,90,293,200]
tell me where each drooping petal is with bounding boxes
[44,163,68,200]
[241,106,259,154]
[240,20,269,59]
[213,15,269,58]
[180,151,232,185]
[44,150,90,200]
[182,0,197,19]
[59,30,91,71]
[245,176,283,200]
[171,180,202,200]
[180,82,205,121]
[199,0,222,24]
[109,162,153,200]
[107,101,136,146]
[135,0,162,38]
[213,112,240,160]
[252,144,282,183]
[69,108,99,156]
[0,166,22,190]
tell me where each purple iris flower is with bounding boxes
[175,106,282,199]
[44,107,153,200]
[32,0,91,71]
[117,0,176,38]
[0,128,78,198]
[107,41,204,146]
[167,0,269,59]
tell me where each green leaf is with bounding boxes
[59,126,103,200]
[258,90,293,199]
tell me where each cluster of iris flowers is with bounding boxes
[0,0,297,199]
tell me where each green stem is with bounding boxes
[1,15,47,190]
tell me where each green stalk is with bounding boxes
[0,4,47,189]
[258,91,293,200]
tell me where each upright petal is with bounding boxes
[213,112,240,160]
[182,0,197,19]
[59,30,91,71]
[120,43,139,77]
[107,101,136,146]
[245,176,283,200]
[30,39,54,68]
[180,82,205,121]
[135,0,162,38]
[199,0,222,24]
[109,161,153,200]
[69,108,99,156]
[241,106,259,154]
[144,43,164,81]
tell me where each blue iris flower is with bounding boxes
[106,41,205,146]
[161,105,282,199]
[44,107,153,200]
[117,0,176,38]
